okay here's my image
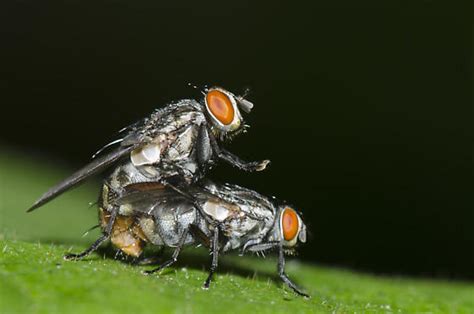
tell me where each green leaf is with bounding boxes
[1,150,473,313]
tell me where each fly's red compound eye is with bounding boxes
[206,89,235,125]
[282,207,299,241]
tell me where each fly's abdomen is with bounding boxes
[99,207,149,257]
[143,202,204,247]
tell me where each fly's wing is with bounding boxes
[27,145,136,212]
[28,101,203,213]
[116,184,190,215]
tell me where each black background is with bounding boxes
[1,1,472,279]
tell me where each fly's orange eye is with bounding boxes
[282,207,299,241]
[206,89,235,125]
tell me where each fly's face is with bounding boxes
[204,87,253,138]
[273,206,306,250]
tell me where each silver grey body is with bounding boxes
[102,180,309,297]
[28,90,267,212]
[100,100,211,207]
[114,181,283,253]
[113,99,209,184]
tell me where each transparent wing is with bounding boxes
[116,183,189,215]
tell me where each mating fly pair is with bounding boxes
[28,87,309,297]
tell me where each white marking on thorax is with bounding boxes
[202,200,231,222]
[131,142,161,166]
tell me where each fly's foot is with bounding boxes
[292,287,310,298]
[142,268,163,276]
[255,159,270,171]
[63,253,82,261]
[280,272,310,298]
[202,272,214,289]
[142,264,167,275]
[202,280,211,290]
[243,159,270,172]
[141,270,154,276]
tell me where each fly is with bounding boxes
[86,180,309,297]
[27,87,269,213]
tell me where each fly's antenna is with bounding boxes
[235,87,254,113]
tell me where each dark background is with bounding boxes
[1,1,472,279]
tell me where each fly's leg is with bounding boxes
[277,243,310,298]
[142,228,188,275]
[218,149,270,172]
[196,123,213,166]
[189,224,211,248]
[203,225,219,289]
[64,208,118,260]
[206,125,270,172]
[241,240,279,255]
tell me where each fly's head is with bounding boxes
[269,205,307,254]
[203,87,254,141]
